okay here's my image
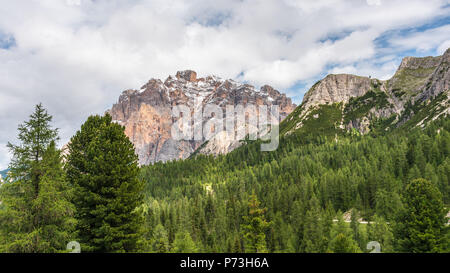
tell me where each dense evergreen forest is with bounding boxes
[0,104,448,253]
[140,117,450,253]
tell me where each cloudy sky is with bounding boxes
[0,0,449,169]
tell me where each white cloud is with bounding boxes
[329,59,400,80]
[389,24,450,53]
[0,0,449,169]
[438,40,450,54]
[367,0,382,6]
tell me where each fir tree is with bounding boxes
[66,114,144,253]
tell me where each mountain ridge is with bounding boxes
[281,48,450,137]
[108,70,296,165]
[107,49,449,164]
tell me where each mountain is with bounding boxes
[0,169,9,183]
[281,48,450,137]
[108,49,449,165]
[108,70,296,165]
[138,50,450,253]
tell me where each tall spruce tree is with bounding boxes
[0,104,75,253]
[66,114,144,253]
[394,178,448,253]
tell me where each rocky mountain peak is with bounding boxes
[176,70,198,82]
[302,74,376,112]
[261,85,281,97]
[108,70,296,165]
[398,55,441,70]
[283,48,450,137]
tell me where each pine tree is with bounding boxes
[394,178,447,253]
[241,193,270,253]
[0,104,75,253]
[66,114,144,253]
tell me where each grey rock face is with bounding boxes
[415,48,450,102]
[302,74,374,111]
[286,48,450,136]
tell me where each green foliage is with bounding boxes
[0,104,75,253]
[281,104,344,138]
[66,113,145,253]
[2,103,448,253]
[343,87,390,124]
[139,117,450,253]
[394,178,448,253]
[241,194,271,253]
[302,195,325,252]
[375,190,403,221]
[152,224,170,253]
[390,65,438,96]
[327,214,361,253]
[172,231,198,253]
[399,93,448,130]
[367,215,394,252]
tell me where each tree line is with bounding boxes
[140,114,449,253]
[0,103,448,253]
[0,104,143,252]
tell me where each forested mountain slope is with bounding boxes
[140,116,449,253]
[281,48,450,137]
[138,49,450,253]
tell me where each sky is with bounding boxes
[0,0,449,169]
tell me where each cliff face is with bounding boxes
[282,48,450,136]
[108,70,296,165]
[302,74,374,110]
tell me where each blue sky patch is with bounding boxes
[0,32,16,49]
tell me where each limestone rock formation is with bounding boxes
[108,71,296,165]
[283,48,450,136]
[302,74,374,110]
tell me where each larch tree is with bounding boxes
[241,193,271,253]
[0,104,75,253]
